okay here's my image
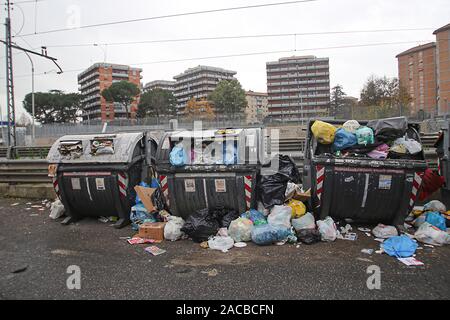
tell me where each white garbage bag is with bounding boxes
[343,120,360,133]
[372,224,398,238]
[285,182,301,200]
[49,199,65,219]
[228,217,253,242]
[164,216,185,241]
[292,212,315,231]
[414,222,450,246]
[257,201,270,216]
[423,200,446,213]
[268,205,292,229]
[393,137,422,154]
[208,236,234,252]
[317,216,338,242]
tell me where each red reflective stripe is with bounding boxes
[118,180,126,189]
[161,184,168,192]
[245,175,252,180]
[244,184,252,193]
[317,174,325,184]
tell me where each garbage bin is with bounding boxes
[436,119,450,207]
[154,128,269,218]
[47,132,151,228]
[303,118,428,225]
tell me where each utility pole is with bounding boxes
[5,0,16,150]
[1,0,62,156]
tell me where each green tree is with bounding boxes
[359,75,411,118]
[22,90,82,124]
[208,79,247,117]
[101,81,140,119]
[137,88,177,118]
[330,84,346,118]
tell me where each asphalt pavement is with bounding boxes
[0,197,449,300]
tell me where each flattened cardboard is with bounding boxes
[134,186,157,212]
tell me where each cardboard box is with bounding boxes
[293,188,311,202]
[138,222,166,241]
[134,185,156,212]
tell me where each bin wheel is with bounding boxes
[61,216,82,225]
[113,218,130,229]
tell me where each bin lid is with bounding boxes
[47,132,144,164]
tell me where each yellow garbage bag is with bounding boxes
[311,120,336,144]
[287,199,306,218]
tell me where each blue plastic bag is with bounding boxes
[169,145,187,167]
[251,224,291,246]
[241,209,267,225]
[130,203,157,231]
[333,128,357,151]
[425,212,447,231]
[150,178,159,188]
[382,235,418,258]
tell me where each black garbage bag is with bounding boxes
[367,117,407,142]
[257,154,301,209]
[181,208,220,243]
[258,174,290,209]
[211,206,239,228]
[296,229,321,245]
[277,154,301,184]
[151,187,166,211]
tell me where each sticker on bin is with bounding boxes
[96,178,105,191]
[184,179,196,192]
[378,175,392,190]
[215,179,226,192]
[344,176,354,183]
[71,178,81,190]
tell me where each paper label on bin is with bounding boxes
[184,179,196,192]
[71,178,81,190]
[95,178,105,191]
[378,175,392,190]
[344,176,354,183]
[215,179,226,192]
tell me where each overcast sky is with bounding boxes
[0,0,448,120]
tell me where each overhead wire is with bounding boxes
[2,39,433,79]
[17,0,319,37]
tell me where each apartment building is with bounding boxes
[396,22,450,117]
[396,42,438,117]
[434,23,450,116]
[78,63,142,122]
[173,65,236,113]
[266,55,330,123]
[245,91,268,124]
[143,80,176,93]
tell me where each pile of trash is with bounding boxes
[311,117,423,160]
[58,140,83,159]
[90,137,115,155]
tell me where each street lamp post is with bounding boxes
[23,51,35,144]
